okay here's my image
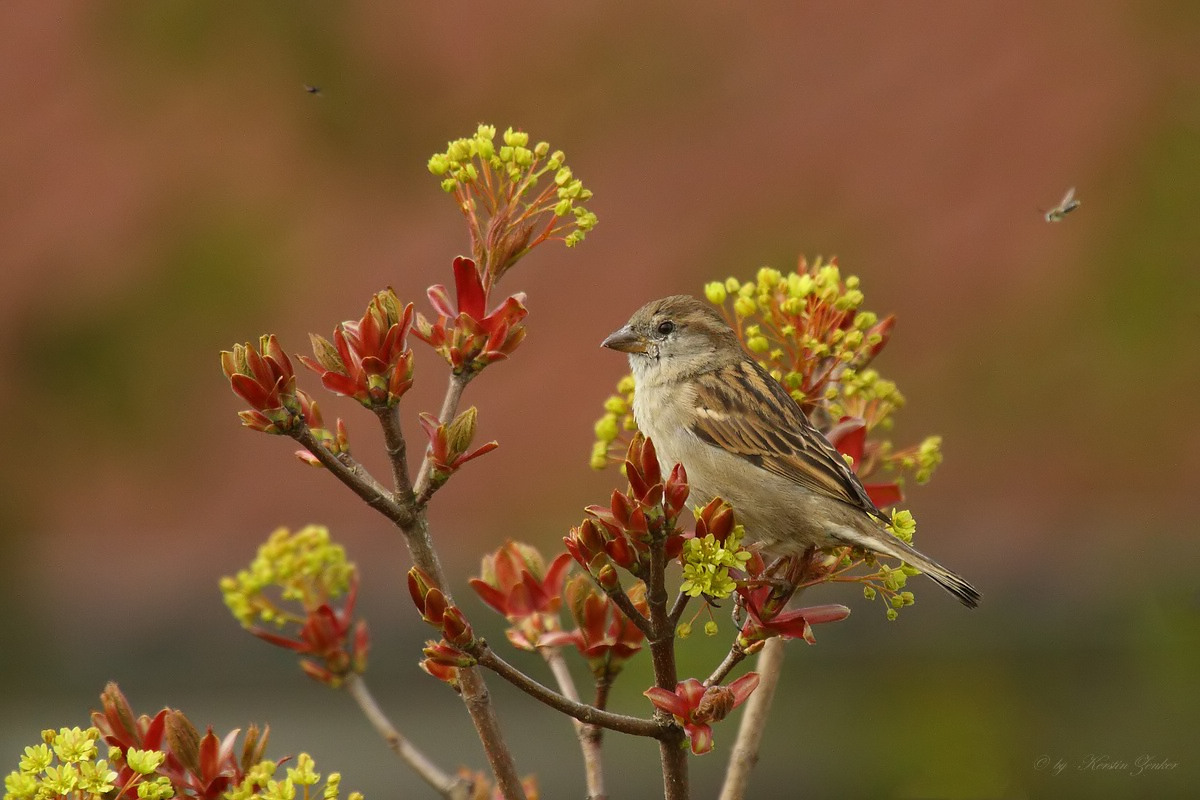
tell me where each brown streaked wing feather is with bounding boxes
[690,359,883,518]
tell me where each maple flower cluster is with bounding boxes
[3,684,361,800]
[220,525,369,686]
[428,124,597,284]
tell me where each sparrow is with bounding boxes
[602,294,980,607]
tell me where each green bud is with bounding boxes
[733,296,756,317]
[533,141,549,156]
[594,414,619,443]
[677,622,692,639]
[447,139,470,162]
[440,178,457,193]
[747,336,770,353]
[756,266,782,287]
[604,396,628,415]
[704,620,719,636]
[835,289,864,311]
[705,282,728,304]
[854,310,878,330]
[590,441,609,470]
[503,127,529,147]
[790,274,814,298]
[886,608,898,621]
[427,154,450,175]
[724,277,741,293]
[575,209,598,230]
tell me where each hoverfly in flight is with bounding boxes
[1043,187,1080,222]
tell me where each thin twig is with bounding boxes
[704,644,749,688]
[374,405,416,501]
[344,674,471,800]
[292,427,413,528]
[604,584,654,639]
[543,648,607,799]
[718,638,787,800]
[668,592,691,626]
[475,646,664,738]
[327,373,523,799]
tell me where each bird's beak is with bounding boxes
[601,325,648,354]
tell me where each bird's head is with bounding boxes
[601,295,742,380]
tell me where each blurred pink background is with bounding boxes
[2,2,1197,798]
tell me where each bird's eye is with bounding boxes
[656,320,675,336]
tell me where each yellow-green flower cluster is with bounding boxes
[427,124,597,250]
[678,524,752,600]
[220,525,354,629]
[827,508,922,619]
[227,754,361,800]
[704,261,880,411]
[5,728,118,800]
[824,367,905,431]
[886,509,917,544]
[590,375,637,469]
[134,776,174,800]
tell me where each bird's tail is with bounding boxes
[832,524,981,608]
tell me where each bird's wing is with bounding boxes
[689,358,884,519]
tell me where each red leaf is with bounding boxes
[865,482,903,508]
[453,256,487,320]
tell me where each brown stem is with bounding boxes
[292,427,414,528]
[543,648,607,799]
[475,646,663,738]
[343,673,471,800]
[646,527,688,800]
[704,644,749,688]
[604,584,654,639]
[374,405,416,501]
[341,375,522,799]
[667,592,691,626]
[717,638,787,800]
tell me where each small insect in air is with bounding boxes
[303,84,323,97]
[1043,187,1080,222]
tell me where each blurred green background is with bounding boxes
[2,3,1198,799]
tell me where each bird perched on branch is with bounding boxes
[602,294,980,607]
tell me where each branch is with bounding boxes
[475,645,664,739]
[361,374,524,800]
[374,405,416,501]
[646,526,688,800]
[543,648,607,800]
[718,638,787,800]
[705,643,749,688]
[344,674,471,800]
[604,584,654,639]
[292,427,414,528]
[668,592,690,626]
